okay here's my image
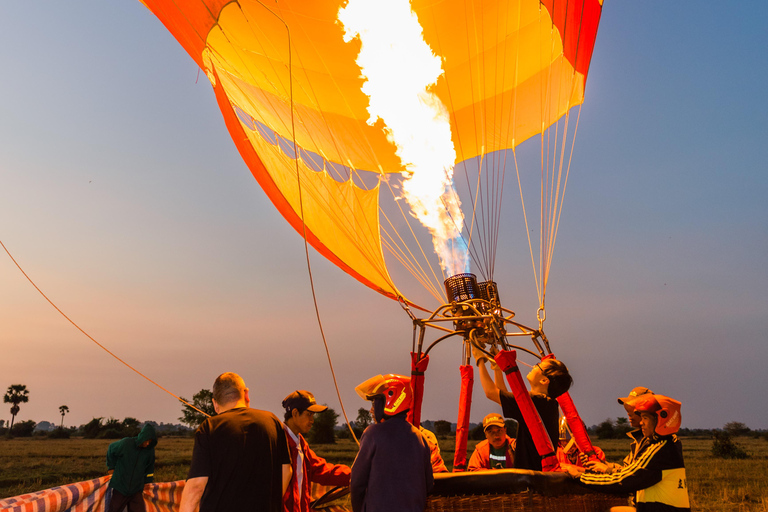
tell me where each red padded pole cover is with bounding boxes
[541,354,598,460]
[452,364,474,472]
[557,392,597,459]
[494,350,559,472]
[407,352,430,427]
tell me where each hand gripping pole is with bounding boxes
[541,354,599,461]
[494,350,559,472]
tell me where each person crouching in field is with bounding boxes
[566,394,690,512]
[106,423,157,512]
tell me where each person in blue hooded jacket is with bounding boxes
[106,423,157,512]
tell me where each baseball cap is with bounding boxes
[483,413,505,431]
[282,390,328,414]
[617,386,653,405]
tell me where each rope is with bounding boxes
[255,0,359,445]
[0,239,211,419]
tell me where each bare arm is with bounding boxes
[282,463,293,496]
[477,361,501,405]
[493,364,508,392]
[179,476,208,512]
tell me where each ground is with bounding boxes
[1,436,766,511]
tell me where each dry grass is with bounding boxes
[2,435,767,511]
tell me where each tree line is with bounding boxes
[7,384,766,459]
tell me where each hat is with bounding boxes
[282,390,328,414]
[482,413,505,431]
[617,386,653,405]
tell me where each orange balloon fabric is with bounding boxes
[138,0,602,307]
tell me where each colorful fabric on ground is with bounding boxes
[142,481,185,512]
[0,478,186,512]
[0,476,110,512]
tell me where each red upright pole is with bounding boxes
[407,352,430,427]
[494,350,559,472]
[541,354,598,460]
[452,364,473,472]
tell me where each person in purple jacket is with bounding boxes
[350,374,434,512]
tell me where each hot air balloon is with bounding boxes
[134,0,618,508]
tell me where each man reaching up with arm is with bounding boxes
[475,350,572,471]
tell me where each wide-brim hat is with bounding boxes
[617,386,653,405]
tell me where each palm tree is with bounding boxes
[59,405,70,429]
[4,384,30,431]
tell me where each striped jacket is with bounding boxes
[578,434,690,511]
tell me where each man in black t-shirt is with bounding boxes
[476,353,572,471]
[179,373,292,512]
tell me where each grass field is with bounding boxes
[2,435,767,510]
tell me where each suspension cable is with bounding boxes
[0,239,211,419]
[254,1,359,445]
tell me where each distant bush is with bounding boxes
[81,418,103,439]
[469,423,485,440]
[336,423,360,440]
[712,431,749,459]
[80,417,152,440]
[595,418,616,439]
[98,428,124,439]
[308,408,338,445]
[48,428,71,439]
[594,417,634,439]
[723,421,750,437]
[10,420,37,438]
[122,418,141,436]
[678,427,715,437]
[434,420,452,438]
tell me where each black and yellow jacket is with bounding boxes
[577,433,690,511]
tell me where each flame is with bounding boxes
[338,0,468,277]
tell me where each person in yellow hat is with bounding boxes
[467,413,516,471]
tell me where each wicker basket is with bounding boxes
[427,491,627,512]
[426,470,628,512]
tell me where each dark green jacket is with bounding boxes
[106,424,157,496]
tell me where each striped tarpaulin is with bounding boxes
[0,478,186,512]
[142,481,184,512]
[0,476,110,512]
[1,478,352,512]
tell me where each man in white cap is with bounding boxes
[281,390,350,512]
[467,413,516,471]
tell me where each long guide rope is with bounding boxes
[254,0,360,445]
[0,239,211,420]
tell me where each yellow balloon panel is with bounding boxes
[208,1,403,174]
[139,0,601,305]
[241,121,401,299]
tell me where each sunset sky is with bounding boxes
[1,2,766,432]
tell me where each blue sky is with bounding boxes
[1,1,767,431]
